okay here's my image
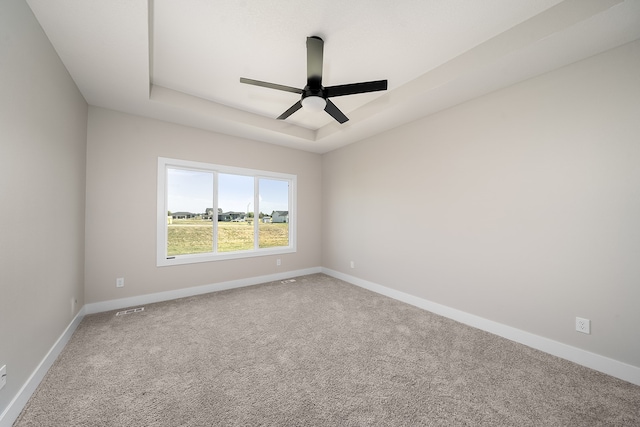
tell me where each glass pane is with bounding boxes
[218,173,254,252]
[167,168,214,256]
[259,178,289,248]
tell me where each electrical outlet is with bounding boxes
[0,365,6,390]
[350,261,355,269]
[116,277,125,288]
[576,317,591,334]
[276,258,281,266]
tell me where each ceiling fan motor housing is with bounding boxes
[303,85,326,100]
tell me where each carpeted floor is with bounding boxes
[14,274,640,426]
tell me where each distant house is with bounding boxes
[218,211,245,222]
[272,211,289,223]
[172,211,195,219]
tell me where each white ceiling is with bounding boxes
[26,0,640,153]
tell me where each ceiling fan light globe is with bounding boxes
[301,96,326,112]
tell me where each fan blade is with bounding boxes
[277,101,303,120]
[240,77,302,94]
[324,99,349,124]
[306,36,324,86]
[325,80,387,98]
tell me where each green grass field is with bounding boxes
[167,219,289,256]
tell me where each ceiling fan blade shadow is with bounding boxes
[306,36,324,86]
[325,80,387,98]
[240,77,302,94]
[324,99,349,124]
[277,101,303,120]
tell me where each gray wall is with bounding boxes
[0,0,88,415]
[84,107,322,304]
[322,40,640,367]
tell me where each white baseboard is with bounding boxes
[321,267,640,387]
[85,267,322,315]
[4,265,636,427]
[0,307,86,427]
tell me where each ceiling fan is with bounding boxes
[240,36,388,124]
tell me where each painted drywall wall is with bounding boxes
[84,107,322,304]
[322,40,640,368]
[0,0,87,415]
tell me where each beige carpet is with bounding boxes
[14,274,640,426]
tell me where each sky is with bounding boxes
[167,168,289,215]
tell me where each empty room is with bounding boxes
[1,0,639,425]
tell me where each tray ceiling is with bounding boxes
[27,0,640,153]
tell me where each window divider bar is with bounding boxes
[213,171,218,254]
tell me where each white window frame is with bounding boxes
[157,157,297,267]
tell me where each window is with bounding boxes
[157,157,296,266]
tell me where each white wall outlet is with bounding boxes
[0,365,6,390]
[576,317,591,334]
[116,277,125,288]
[350,261,355,269]
[276,258,281,266]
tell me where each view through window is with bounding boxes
[158,158,296,266]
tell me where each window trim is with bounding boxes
[157,157,296,267]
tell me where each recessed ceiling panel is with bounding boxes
[151,0,562,129]
[26,0,639,153]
